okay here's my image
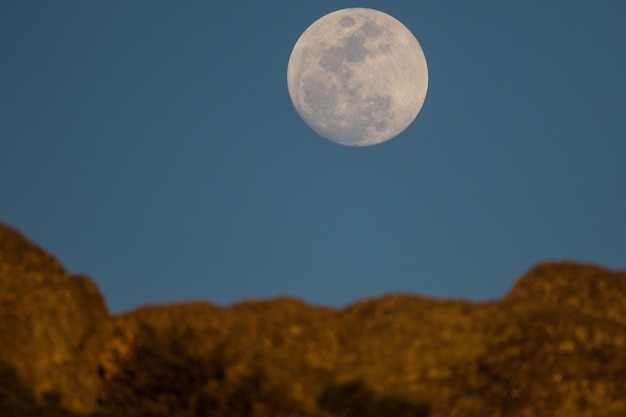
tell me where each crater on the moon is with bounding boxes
[287,8,428,146]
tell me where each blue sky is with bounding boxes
[2,1,625,313]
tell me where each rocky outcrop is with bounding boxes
[0,224,113,414]
[0,223,625,417]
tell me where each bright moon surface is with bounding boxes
[287,8,428,147]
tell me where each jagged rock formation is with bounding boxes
[0,222,625,417]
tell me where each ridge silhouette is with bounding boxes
[1,223,625,417]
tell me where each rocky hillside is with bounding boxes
[0,222,625,417]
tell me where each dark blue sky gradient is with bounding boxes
[2,1,625,312]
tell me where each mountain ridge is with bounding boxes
[1,222,624,417]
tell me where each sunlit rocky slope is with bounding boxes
[1,222,625,417]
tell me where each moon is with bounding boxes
[287,8,428,147]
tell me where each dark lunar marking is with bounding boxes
[366,94,392,112]
[361,94,392,127]
[319,47,344,72]
[338,68,352,84]
[378,43,391,53]
[360,20,381,37]
[375,121,389,132]
[344,35,369,62]
[346,85,362,104]
[340,16,355,27]
[302,76,338,118]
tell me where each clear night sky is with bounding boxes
[2,2,625,313]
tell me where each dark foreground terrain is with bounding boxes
[1,223,625,417]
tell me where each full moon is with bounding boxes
[287,8,428,147]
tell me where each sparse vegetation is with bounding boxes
[317,379,429,417]
[97,325,309,417]
[0,362,80,417]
